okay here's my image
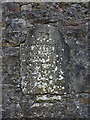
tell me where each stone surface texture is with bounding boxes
[1,2,90,120]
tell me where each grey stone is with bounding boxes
[21,4,32,11]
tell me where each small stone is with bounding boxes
[21,4,32,11]
[76,41,80,45]
[8,4,20,12]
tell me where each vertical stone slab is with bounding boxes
[20,24,67,95]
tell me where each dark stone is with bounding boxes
[7,3,20,12]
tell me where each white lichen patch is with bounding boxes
[49,80,53,84]
[22,87,27,93]
[31,45,35,51]
[49,75,53,79]
[59,75,64,80]
[62,87,65,90]
[48,25,50,27]
[55,66,58,72]
[21,80,27,86]
[43,103,53,107]
[77,106,79,108]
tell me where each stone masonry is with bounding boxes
[1,2,90,120]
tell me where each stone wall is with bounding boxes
[1,2,90,119]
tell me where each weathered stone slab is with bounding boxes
[20,24,68,95]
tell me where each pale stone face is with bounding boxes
[20,24,66,95]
